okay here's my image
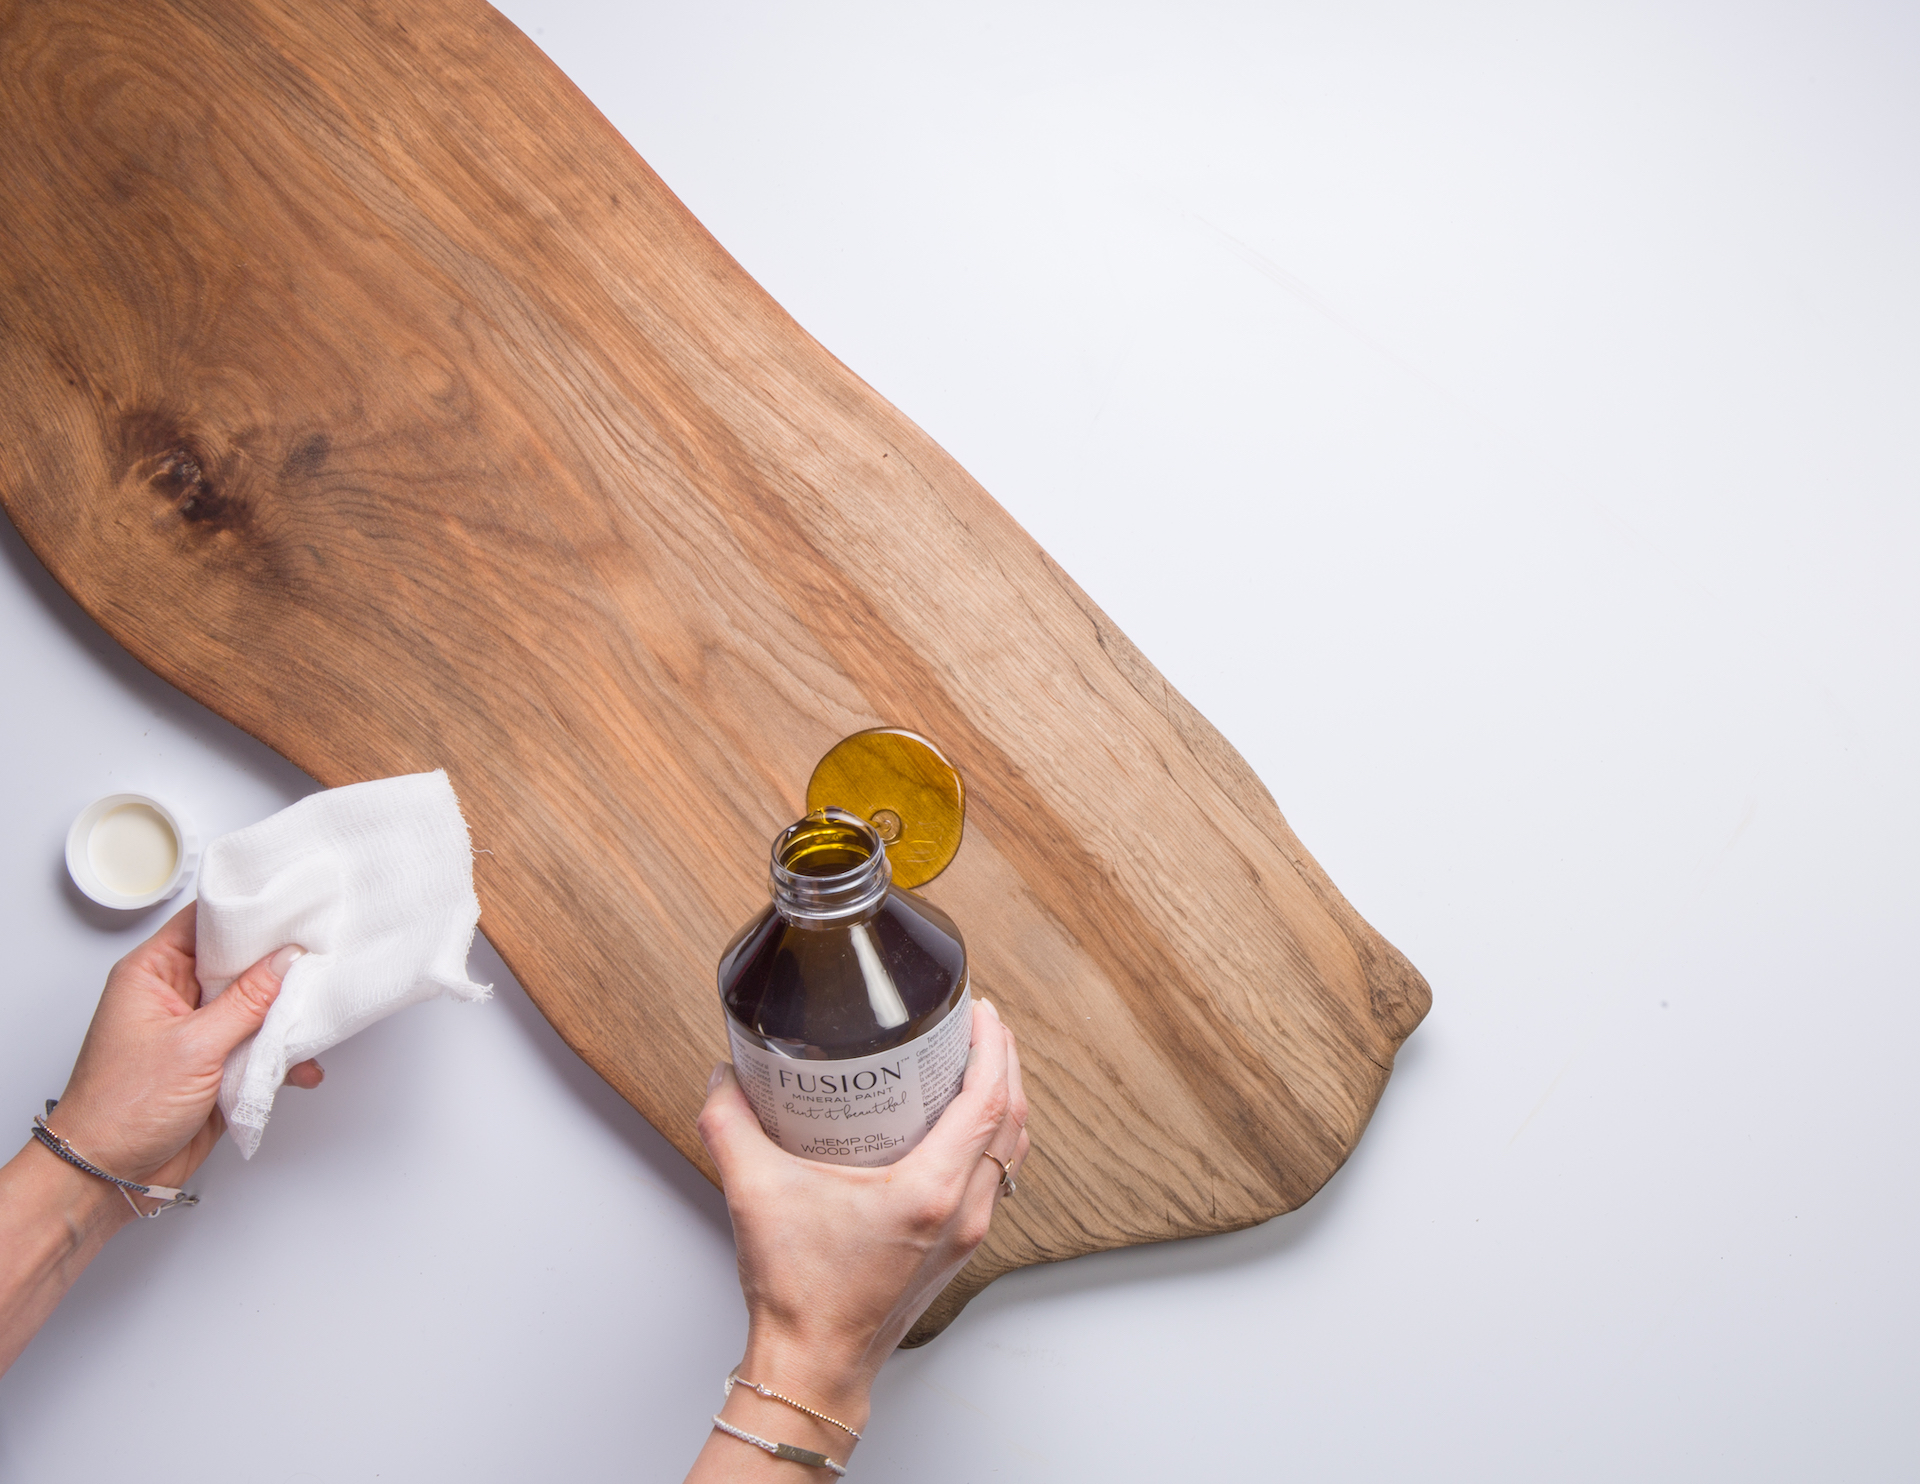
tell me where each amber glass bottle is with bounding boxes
[719,808,971,1166]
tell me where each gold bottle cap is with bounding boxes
[806,728,965,889]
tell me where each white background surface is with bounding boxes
[3,2,1915,1478]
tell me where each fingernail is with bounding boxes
[267,945,306,979]
[978,998,998,1018]
[707,1062,727,1093]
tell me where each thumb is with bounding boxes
[695,1063,777,1184]
[187,945,304,1062]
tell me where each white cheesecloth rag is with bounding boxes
[195,770,490,1157]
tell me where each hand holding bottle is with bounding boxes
[689,998,1028,1478]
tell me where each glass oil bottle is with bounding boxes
[719,733,972,1167]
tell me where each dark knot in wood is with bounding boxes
[155,445,216,520]
[121,414,253,536]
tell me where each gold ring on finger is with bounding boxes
[982,1149,1016,1198]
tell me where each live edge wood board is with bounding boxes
[0,0,1430,1343]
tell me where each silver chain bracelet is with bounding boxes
[29,1100,199,1219]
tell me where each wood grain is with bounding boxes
[0,0,1429,1343]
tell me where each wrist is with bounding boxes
[716,1345,869,1476]
[738,1332,875,1423]
[40,1095,146,1183]
[17,1138,138,1243]
[0,1141,134,1374]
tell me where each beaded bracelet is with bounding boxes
[29,1101,199,1219]
[712,1367,858,1474]
[725,1369,862,1441]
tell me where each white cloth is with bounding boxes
[195,770,489,1157]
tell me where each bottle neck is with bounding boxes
[769,808,891,926]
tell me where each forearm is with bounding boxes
[0,1140,133,1373]
[685,1334,873,1483]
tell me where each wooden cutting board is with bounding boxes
[0,0,1429,1343]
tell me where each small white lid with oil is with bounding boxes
[66,793,199,911]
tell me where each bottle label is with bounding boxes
[727,991,974,1167]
